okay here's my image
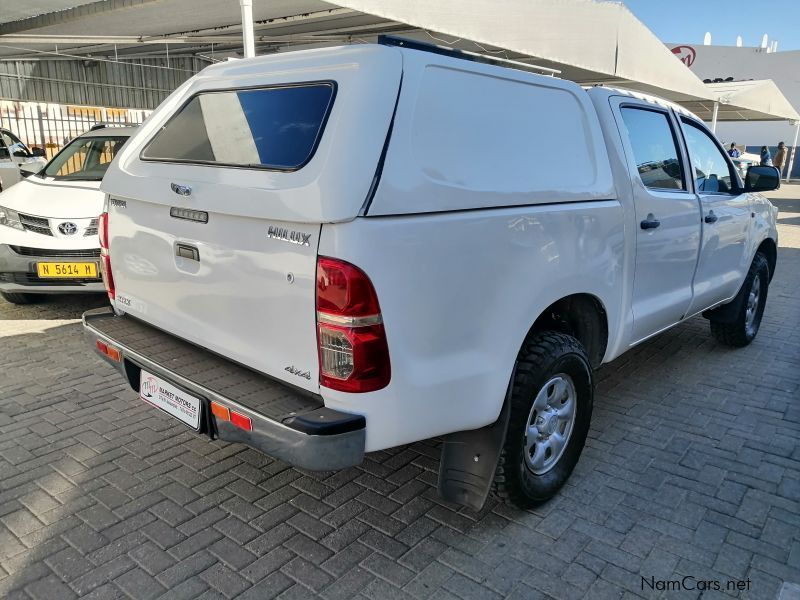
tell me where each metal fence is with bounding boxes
[0,57,199,110]
[0,98,150,159]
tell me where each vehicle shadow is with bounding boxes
[0,293,108,321]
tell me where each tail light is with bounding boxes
[316,257,390,393]
[98,212,115,300]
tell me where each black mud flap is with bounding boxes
[703,291,745,324]
[437,383,512,510]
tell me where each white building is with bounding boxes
[668,42,800,147]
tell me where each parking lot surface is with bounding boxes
[1,187,798,600]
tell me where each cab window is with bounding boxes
[620,107,685,191]
[680,118,738,194]
[1,130,31,157]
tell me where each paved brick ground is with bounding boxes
[0,187,798,600]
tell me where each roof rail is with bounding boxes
[377,35,560,77]
[89,122,131,131]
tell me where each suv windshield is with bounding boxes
[43,135,128,181]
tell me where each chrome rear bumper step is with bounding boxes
[83,307,365,471]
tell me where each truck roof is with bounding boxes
[80,126,139,138]
[585,85,703,122]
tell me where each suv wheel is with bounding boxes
[493,332,592,509]
[709,253,769,347]
[0,291,38,305]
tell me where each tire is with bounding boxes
[493,331,593,509]
[0,291,38,305]
[709,253,769,348]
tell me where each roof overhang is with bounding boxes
[683,79,800,122]
[1,0,796,124]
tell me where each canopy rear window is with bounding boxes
[141,82,335,171]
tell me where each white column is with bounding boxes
[240,0,255,58]
[711,101,719,134]
[786,121,800,182]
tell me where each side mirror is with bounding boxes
[745,165,780,192]
[31,147,46,158]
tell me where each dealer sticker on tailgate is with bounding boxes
[139,371,201,429]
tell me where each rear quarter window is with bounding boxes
[141,83,335,171]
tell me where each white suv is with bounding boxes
[0,126,136,304]
[83,42,779,509]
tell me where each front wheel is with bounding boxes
[709,253,769,347]
[0,291,39,305]
[493,332,593,509]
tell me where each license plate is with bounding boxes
[139,371,202,430]
[36,262,98,278]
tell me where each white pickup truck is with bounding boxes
[84,40,779,510]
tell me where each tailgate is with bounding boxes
[101,45,402,393]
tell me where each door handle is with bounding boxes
[175,243,199,261]
[704,212,718,224]
[640,218,661,230]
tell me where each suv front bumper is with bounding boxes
[82,307,365,471]
[0,244,104,294]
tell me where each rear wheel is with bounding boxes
[709,253,769,347]
[0,291,38,305]
[493,332,593,509]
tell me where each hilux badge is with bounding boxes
[267,225,311,247]
[170,183,192,196]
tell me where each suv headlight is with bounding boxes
[0,206,24,230]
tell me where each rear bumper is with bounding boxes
[82,307,365,471]
[0,244,104,294]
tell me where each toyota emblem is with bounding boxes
[58,222,78,235]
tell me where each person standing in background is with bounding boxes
[760,146,773,166]
[773,142,787,176]
[728,142,741,158]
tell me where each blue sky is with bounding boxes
[620,0,800,50]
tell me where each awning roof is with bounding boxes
[331,0,716,102]
[684,80,800,122]
[0,0,796,123]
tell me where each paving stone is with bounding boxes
[200,562,251,598]
[128,540,177,575]
[241,547,295,583]
[0,187,799,599]
[26,574,79,600]
[114,567,167,600]
[281,556,333,592]
[156,550,217,588]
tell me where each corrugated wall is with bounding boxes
[0,57,201,109]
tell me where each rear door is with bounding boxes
[103,47,402,393]
[678,117,751,316]
[612,100,702,343]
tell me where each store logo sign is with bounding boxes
[671,45,696,67]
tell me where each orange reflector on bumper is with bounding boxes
[210,401,230,421]
[96,339,121,362]
[211,402,251,431]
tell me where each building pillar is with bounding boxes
[786,121,800,182]
[240,0,255,58]
[711,101,719,134]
